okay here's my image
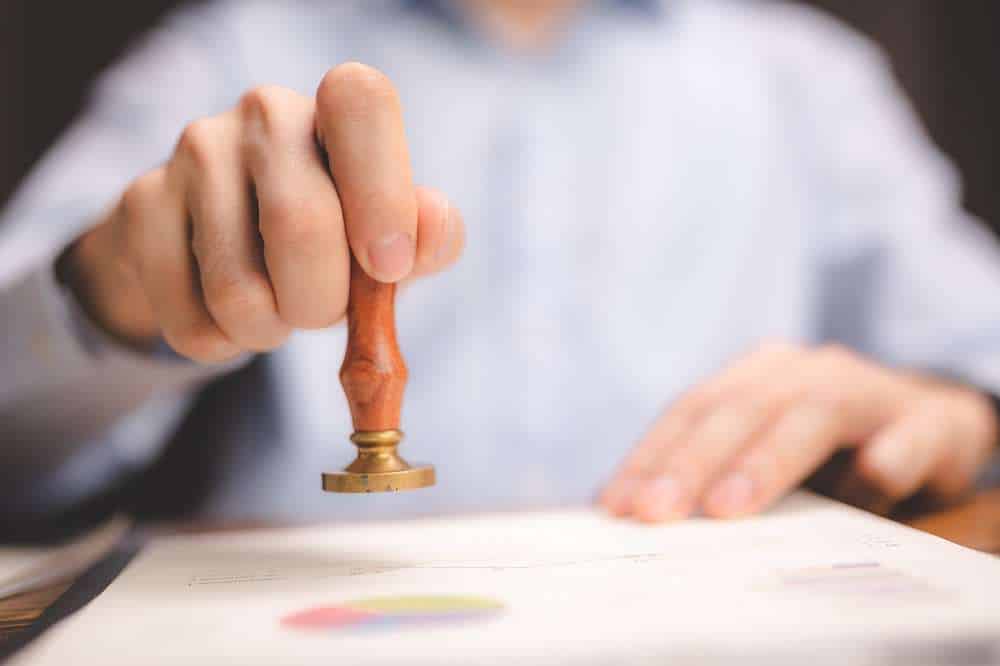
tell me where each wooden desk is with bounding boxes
[904,487,1000,555]
[3,491,999,647]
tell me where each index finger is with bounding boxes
[604,343,802,493]
[316,62,418,283]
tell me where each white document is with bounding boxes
[14,493,1000,665]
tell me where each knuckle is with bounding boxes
[701,400,759,438]
[111,224,142,275]
[204,275,292,350]
[739,393,773,418]
[101,215,142,283]
[116,232,145,278]
[117,204,146,260]
[673,390,716,424]
[814,343,859,368]
[798,384,848,417]
[240,86,287,121]
[206,274,275,324]
[117,197,153,268]
[188,224,222,273]
[238,85,301,138]
[753,339,800,358]
[176,118,221,169]
[120,169,164,217]
[259,195,328,250]
[165,321,237,363]
[317,62,398,119]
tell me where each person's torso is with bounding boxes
[188,0,830,520]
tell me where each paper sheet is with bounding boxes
[0,548,47,588]
[0,517,129,600]
[14,493,1000,665]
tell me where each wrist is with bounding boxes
[58,223,159,349]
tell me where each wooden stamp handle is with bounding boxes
[339,257,408,432]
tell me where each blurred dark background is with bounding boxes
[2,1,999,231]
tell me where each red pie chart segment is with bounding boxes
[281,596,504,632]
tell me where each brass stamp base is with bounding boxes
[322,465,436,493]
[321,429,436,493]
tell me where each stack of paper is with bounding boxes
[14,493,1000,665]
[0,517,129,601]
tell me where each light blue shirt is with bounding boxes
[3,0,1000,523]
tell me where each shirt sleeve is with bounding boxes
[0,2,252,519]
[769,6,1000,397]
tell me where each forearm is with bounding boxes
[0,260,246,517]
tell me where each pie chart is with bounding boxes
[281,596,504,632]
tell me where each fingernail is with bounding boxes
[368,232,415,282]
[636,476,685,521]
[434,197,454,264]
[706,473,755,515]
[601,478,639,516]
